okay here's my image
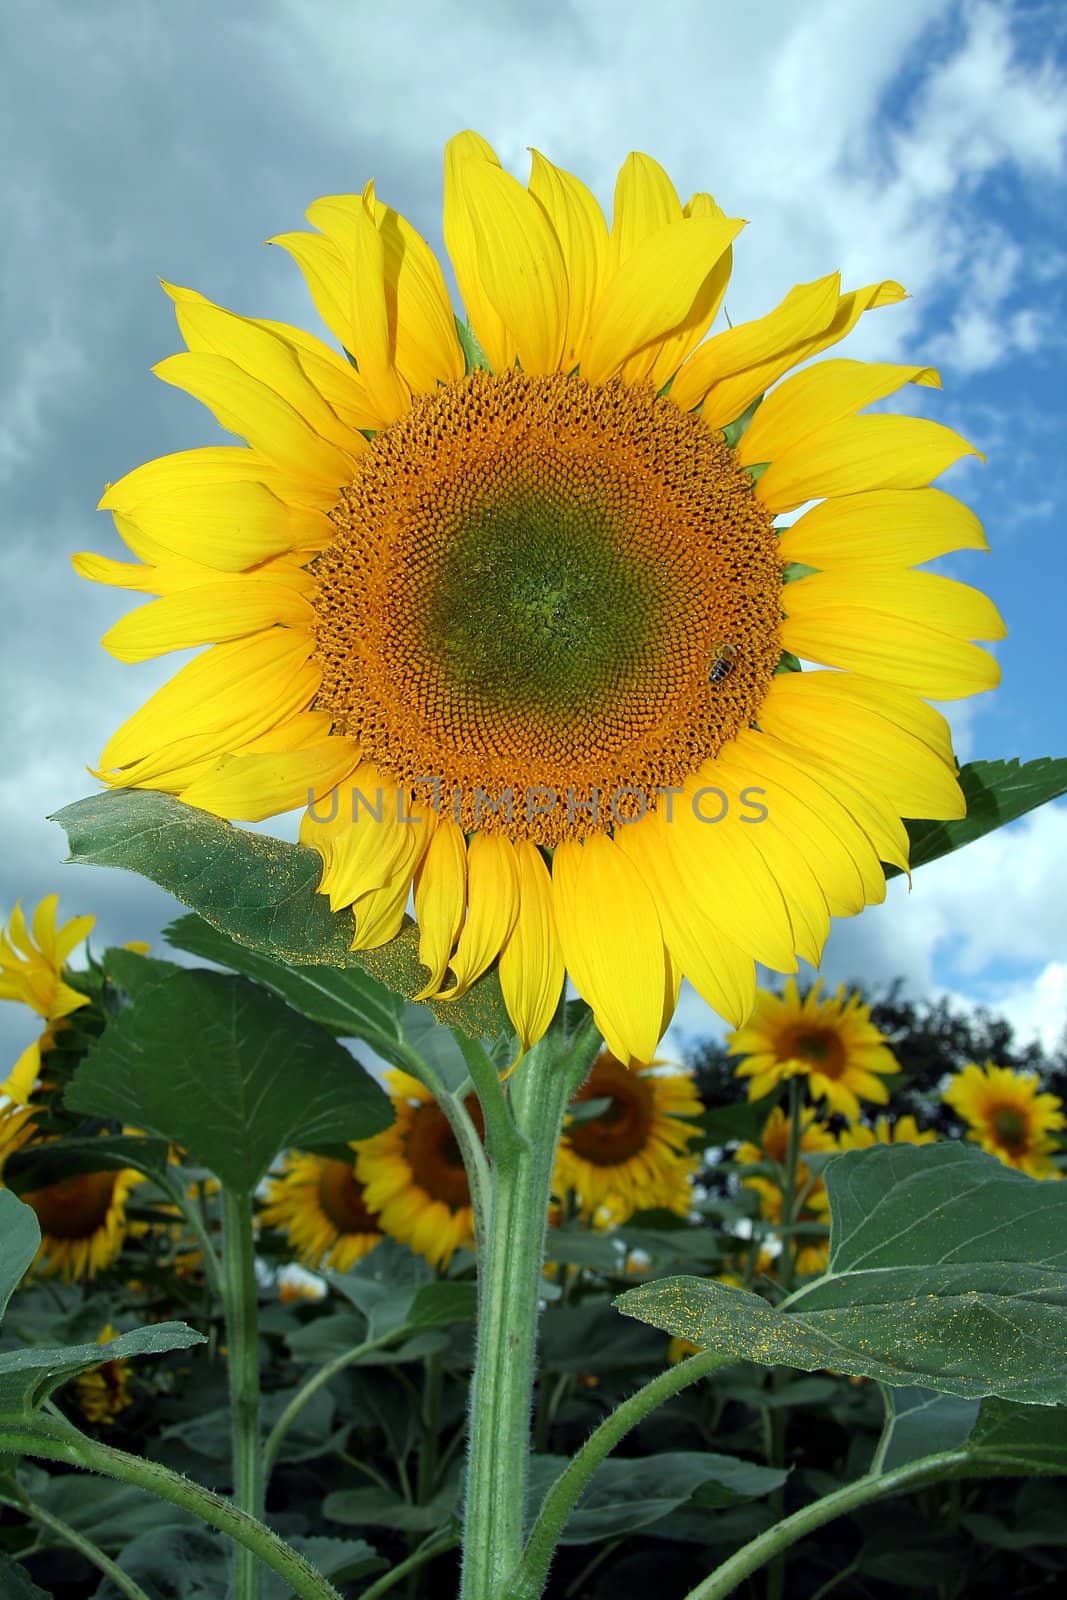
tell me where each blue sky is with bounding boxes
[2,0,1065,1069]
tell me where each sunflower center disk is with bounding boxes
[568,1059,655,1166]
[991,1105,1029,1151]
[788,1028,848,1078]
[314,371,783,845]
[24,1171,117,1240]
[316,1159,379,1234]
[404,1099,482,1210]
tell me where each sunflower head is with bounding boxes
[356,1070,483,1268]
[0,895,95,1104]
[79,133,1002,1064]
[73,1324,134,1426]
[554,1050,701,1222]
[728,980,900,1120]
[17,1163,143,1281]
[836,1112,937,1150]
[259,1150,384,1272]
[943,1061,1064,1178]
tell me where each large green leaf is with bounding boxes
[618,1144,1067,1402]
[876,1386,982,1472]
[527,1451,786,1545]
[892,757,1067,878]
[963,1396,1067,1474]
[0,1322,204,1419]
[51,789,510,1040]
[0,1192,41,1319]
[164,915,406,1059]
[65,960,392,1193]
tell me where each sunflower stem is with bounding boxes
[220,1186,263,1600]
[0,1490,154,1600]
[460,1016,598,1600]
[0,1417,343,1600]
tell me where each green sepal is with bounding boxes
[455,316,491,373]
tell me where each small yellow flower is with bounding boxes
[0,895,95,1104]
[554,1051,702,1223]
[356,1071,482,1268]
[728,979,899,1119]
[836,1113,937,1150]
[73,1324,133,1425]
[943,1061,1064,1178]
[259,1151,384,1272]
[667,1335,704,1364]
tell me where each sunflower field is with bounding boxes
[2,129,1067,1600]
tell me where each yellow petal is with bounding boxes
[162,282,364,455]
[0,1039,42,1106]
[780,608,1001,699]
[670,273,843,415]
[738,359,941,464]
[769,671,956,767]
[180,738,358,822]
[783,570,1005,642]
[607,152,682,276]
[757,416,983,513]
[528,149,608,371]
[614,815,755,1027]
[444,131,514,372]
[457,157,568,375]
[99,630,319,781]
[581,214,744,383]
[153,353,358,491]
[444,832,520,999]
[645,191,733,390]
[345,181,411,424]
[552,833,670,1065]
[498,840,564,1050]
[663,772,800,972]
[253,312,385,430]
[764,736,911,873]
[777,487,988,569]
[413,819,468,999]
[101,582,313,662]
[99,444,340,521]
[302,768,427,914]
[758,674,964,820]
[269,228,355,355]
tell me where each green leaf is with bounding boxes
[407,1280,478,1330]
[92,1525,227,1600]
[876,1386,982,1472]
[164,914,406,1059]
[324,1481,460,1533]
[617,1144,1067,1402]
[65,962,392,1192]
[0,1192,41,1319]
[455,315,491,373]
[261,1539,384,1599]
[891,757,1067,878]
[3,1136,172,1196]
[0,1321,205,1418]
[527,1452,785,1545]
[51,789,511,1041]
[0,1555,53,1599]
[20,1471,196,1547]
[540,1303,670,1373]
[697,1095,778,1145]
[964,1396,1067,1474]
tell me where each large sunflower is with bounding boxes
[78,134,1002,1063]
[259,1150,384,1271]
[1,895,94,1104]
[355,1070,482,1267]
[0,1106,143,1281]
[554,1051,701,1220]
[728,979,900,1119]
[943,1061,1064,1178]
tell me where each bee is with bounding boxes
[708,642,738,684]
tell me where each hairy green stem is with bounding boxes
[220,1187,263,1600]
[0,1419,343,1600]
[0,1491,152,1600]
[682,1451,973,1600]
[263,1326,412,1476]
[460,1016,599,1600]
[509,1349,729,1600]
[153,1169,223,1299]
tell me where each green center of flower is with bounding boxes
[991,1105,1029,1151]
[423,482,666,717]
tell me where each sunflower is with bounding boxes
[73,1324,133,1426]
[1,895,94,1104]
[259,1150,384,1271]
[553,1050,701,1221]
[78,134,1002,1064]
[728,979,899,1119]
[0,1111,145,1282]
[943,1061,1064,1178]
[836,1112,937,1150]
[356,1070,482,1267]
